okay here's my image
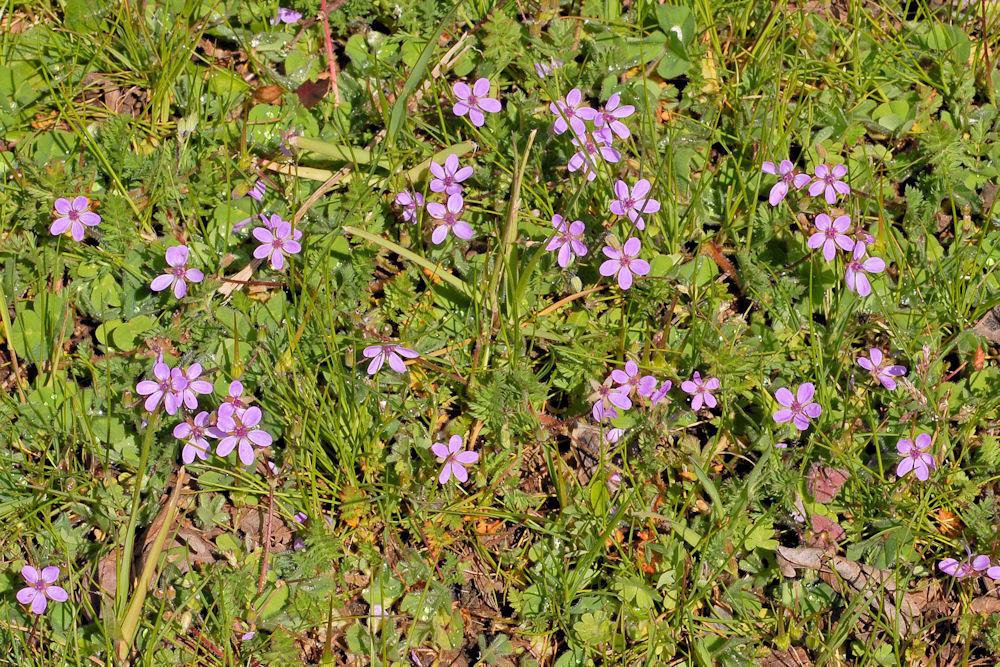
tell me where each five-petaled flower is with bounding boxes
[432,434,479,484]
[362,344,419,375]
[567,129,620,181]
[16,565,68,615]
[136,360,183,415]
[844,244,885,297]
[213,404,273,466]
[150,245,204,298]
[611,360,657,397]
[681,371,720,411]
[609,179,660,230]
[452,78,502,127]
[429,154,473,195]
[426,193,474,244]
[593,93,634,140]
[545,215,587,268]
[939,548,990,578]
[808,163,850,204]
[857,348,907,390]
[549,88,596,137]
[588,376,631,420]
[173,363,214,411]
[174,410,214,464]
[599,237,649,290]
[394,190,424,223]
[896,433,935,481]
[772,382,822,431]
[51,196,101,241]
[807,214,854,261]
[253,219,302,270]
[761,160,811,206]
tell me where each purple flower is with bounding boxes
[248,180,265,202]
[681,371,720,411]
[854,230,875,255]
[761,160,811,206]
[599,237,649,290]
[605,428,626,444]
[173,363,214,411]
[16,566,68,615]
[150,245,204,298]
[857,348,907,390]
[432,434,479,484]
[648,379,672,406]
[772,383,822,431]
[807,214,855,261]
[896,433,935,481]
[452,78,502,127]
[50,196,101,241]
[395,190,424,223]
[361,344,419,375]
[940,549,990,578]
[253,219,302,270]
[136,361,183,415]
[224,380,251,410]
[609,179,660,230]
[593,93,634,140]
[611,361,657,397]
[808,163,850,204]
[588,376,631,420]
[174,411,213,464]
[426,193,473,244]
[271,7,302,24]
[429,154,473,195]
[567,129,620,181]
[549,88,596,137]
[293,511,308,524]
[278,126,301,156]
[545,215,587,268]
[214,404,273,466]
[844,244,885,297]
[534,58,564,78]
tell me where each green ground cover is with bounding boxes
[3,0,1000,664]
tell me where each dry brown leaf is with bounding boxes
[759,647,813,667]
[776,546,926,636]
[974,305,1000,344]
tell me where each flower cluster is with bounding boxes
[762,160,885,297]
[550,89,632,182]
[388,79,507,246]
[135,360,276,468]
[590,362,716,426]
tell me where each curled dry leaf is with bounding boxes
[776,546,926,636]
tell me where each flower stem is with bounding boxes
[116,411,160,620]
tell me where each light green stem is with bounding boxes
[116,411,160,619]
[343,225,470,297]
